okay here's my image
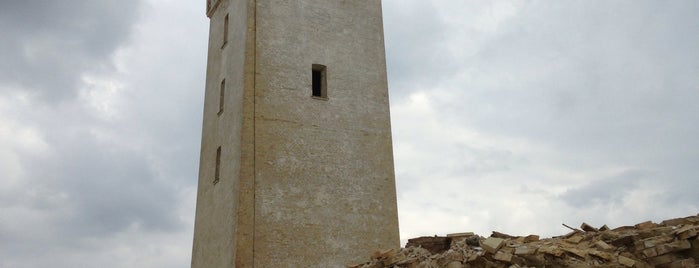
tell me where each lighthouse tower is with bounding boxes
[191,0,400,267]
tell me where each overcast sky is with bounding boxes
[1,1,697,267]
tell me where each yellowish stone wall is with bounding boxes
[192,1,399,267]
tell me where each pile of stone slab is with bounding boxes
[351,214,699,268]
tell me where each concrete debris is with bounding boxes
[350,214,699,268]
[482,237,505,254]
[405,236,453,254]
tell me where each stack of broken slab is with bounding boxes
[351,214,699,268]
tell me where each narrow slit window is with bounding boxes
[222,14,229,48]
[312,64,327,98]
[214,146,221,185]
[218,79,225,115]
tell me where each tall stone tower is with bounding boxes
[191,0,400,267]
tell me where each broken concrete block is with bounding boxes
[588,250,613,261]
[514,246,536,256]
[481,237,505,254]
[689,238,699,259]
[371,248,396,260]
[464,235,480,247]
[641,247,658,258]
[445,251,464,262]
[406,236,452,254]
[649,239,689,257]
[611,234,636,247]
[501,246,516,255]
[581,222,599,232]
[539,246,564,257]
[643,239,656,248]
[562,247,586,259]
[661,217,693,227]
[618,255,636,267]
[655,244,673,256]
[668,239,691,252]
[649,254,677,266]
[447,232,474,238]
[491,231,517,239]
[444,261,463,268]
[493,251,513,263]
[523,234,539,242]
[661,258,695,268]
[382,252,407,266]
[566,235,584,244]
[635,221,656,230]
[674,225,697,240]
[594,240,613,250]
[463,251,478,263]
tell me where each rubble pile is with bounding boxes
[352,214,699,268]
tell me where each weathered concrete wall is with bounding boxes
[192,0,400,267]
[233,0,257,266]
[192,0,250,267]
[252,0,399,266]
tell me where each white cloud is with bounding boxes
[79,74,125,120]
[0,92,50,194]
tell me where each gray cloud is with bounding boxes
[1,130,180,253]
[387,0,699,240]
[385,0,699,133]
[382,1,454,99]
[0,0,142,101]
[416,0,699,170]
[560,170,648,208]
[0,0,208,267]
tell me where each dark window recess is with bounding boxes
[218,79,225,115]
[312,64,327,98]
[214,146,221,185]
[222,14,229,48]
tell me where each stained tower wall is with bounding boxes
[193,1,399,267]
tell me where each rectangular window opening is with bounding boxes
[312,64,327,99]
[222,14,229,48]
[214,146,221,185]
[218,79,225,115]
